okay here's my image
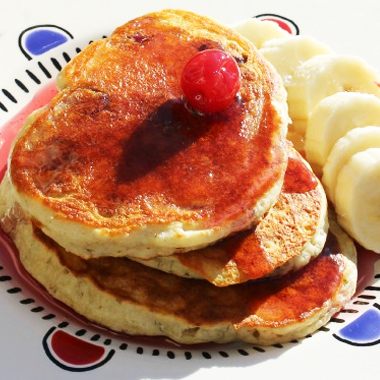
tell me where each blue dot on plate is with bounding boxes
[25,29,69,56]
[338,308,380,344]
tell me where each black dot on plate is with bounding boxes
[202,352,212,359]
[62,52,71,62]
[341,308,359,314]
[75,329,87,337]
[330,317,345,324]
[31,306,44,313]
[90,334,101,341]
[2,89,17,103]
[119,343,128,351]
[354,300,369,305]
[167,351,175,359]
[38,62,52,78]
[7,287,21,294]
[358,294,376,300]
[0,102,7,112]
[42,314,56,320]
[15,79,29,93]
[26,69,41,84]
[20,298,35,305]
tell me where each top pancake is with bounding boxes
[8,9,289,259]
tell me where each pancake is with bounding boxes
[0,201,356,345]
[133,146,328,286]
[7,9,289,260]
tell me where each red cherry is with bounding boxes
[181,49,241,113]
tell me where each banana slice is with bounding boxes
[335,148,380,253]
[287,55,380,136]
[233,18,289,49]
[323,126,380,203]
[304,92,380,175]
[260,35,334,86]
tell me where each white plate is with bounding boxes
[0,1,380,379]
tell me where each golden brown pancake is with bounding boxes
[8,9,289,259]
[0,203,356,345]
[134,146,328,286]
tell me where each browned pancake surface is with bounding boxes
[0,199,356,344]
[43,227,345,330]
[140,146,326,285]
[10,9,287,232]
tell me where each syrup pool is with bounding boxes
[0,80,58,169]
[0,80,57,278]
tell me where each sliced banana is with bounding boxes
[233,18,289,49]
[260,35,334,86]
[323,126,380,203]
[304,92,380,175]
[335,148,380,253]
[287,54,380,136]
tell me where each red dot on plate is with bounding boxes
[264,18,292,34]
[51,330,105,366]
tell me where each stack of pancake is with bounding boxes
[0,9,357,345]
